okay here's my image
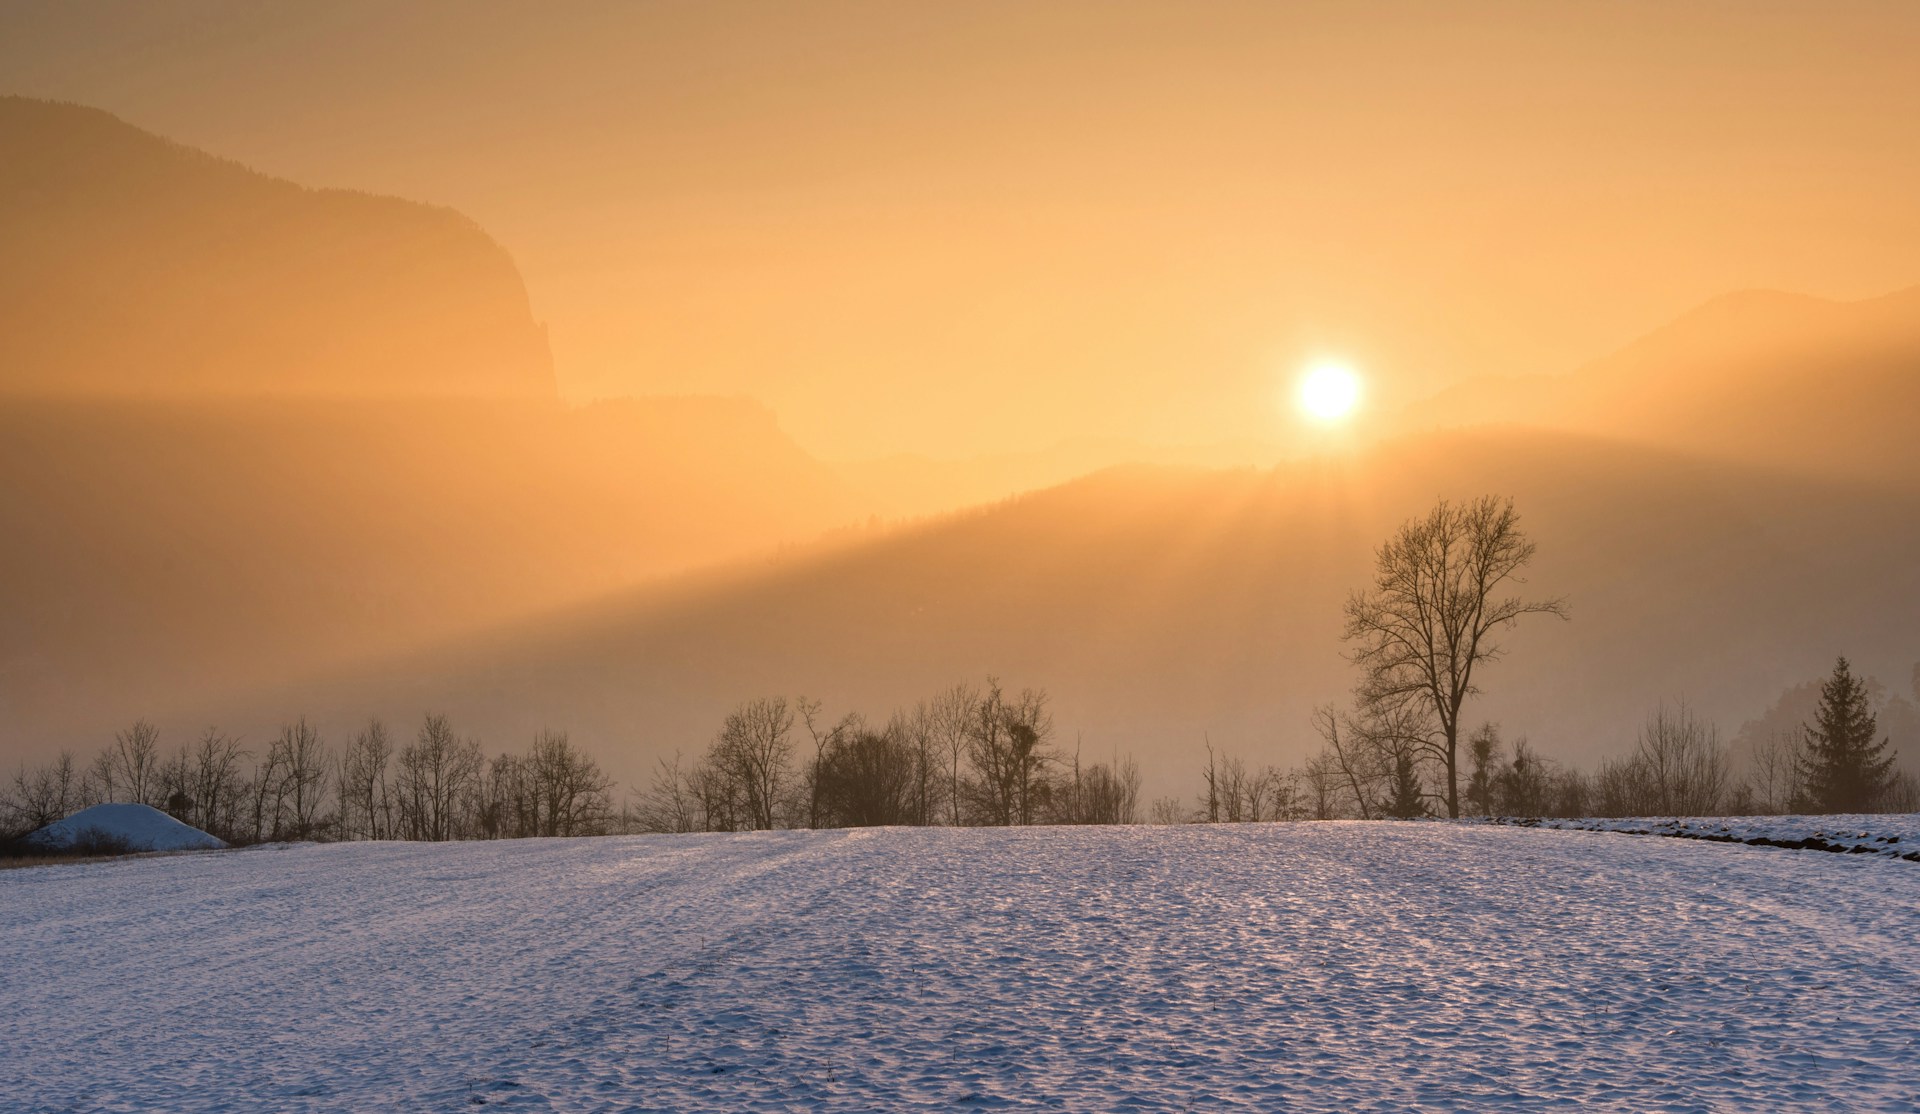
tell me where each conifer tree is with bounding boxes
[1383,750,1426,819]
[1797,657,1895,813]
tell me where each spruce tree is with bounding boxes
[1383,750,1426,819]
[1797,657,1895,813]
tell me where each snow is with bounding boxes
[26,802,226,852]
[1491,813,1920,859]
[4,823,1918,1111]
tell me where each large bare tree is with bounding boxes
[93,720,162,806]
[526,729,614,836]
[716,696,796,831]
[1342,496,1566,818]
[187,728,250,841]
[398,713,483,841]
[963,680,1054,826]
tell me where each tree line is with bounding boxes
[1178,666,1912,825]
[2,715,616,846]
[1,677,1144,848]
[633,679,1141,832]
[7,493,1911,846]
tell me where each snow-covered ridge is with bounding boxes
[26,803,226,852]
[1487,812,1920,860]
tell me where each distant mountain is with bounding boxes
[1400,285,1920,483]
[194,427,1920,797]
[0,103,884,762]
[0,97,554,397]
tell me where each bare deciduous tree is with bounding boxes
[891,704,944,827]
[1745,730,1803,815]
[338,719,394,840]
[814,722,920,827]
[270,717,332,839]
[1635,702,1729,816]
[93,720,163,806]
[1300,752,1342,820]
[6,750,86,834]
[1195,741,1298,823]
[799,699,862,829]
[963,680,1055,826]
[1052,744,1143,825]
[929,683,979,826]
[715,696,797,831]
[187,728,249,841]
[1313,705,1388,820]
[1198,739,1223,823]
[635,751,702,834]
[397,713,483,841]
[1343,496,1567,818]
[526,729,614,836]
[1148,795,1188,825]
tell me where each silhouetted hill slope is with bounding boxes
[1404,285,1920,483]
[832,435,1286,520]
[0,97,554,396]
[0,396,863,749]
[203,428,1920,795]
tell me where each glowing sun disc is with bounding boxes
[1297,361,1363,423]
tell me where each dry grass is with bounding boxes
[0,851,143,871]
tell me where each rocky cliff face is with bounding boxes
[0,97,555,398]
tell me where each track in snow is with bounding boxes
[4,823,1917,1111]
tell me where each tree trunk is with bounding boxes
[1444,724,1460,818]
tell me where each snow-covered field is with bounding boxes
[5,823,1918,1112]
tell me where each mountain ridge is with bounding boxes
[0,96,556,398]
[1398,282,1920,483]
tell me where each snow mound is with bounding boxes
[28,803,226,852]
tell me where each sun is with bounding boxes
[1296,360,1363,424]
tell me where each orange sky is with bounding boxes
[8,0,1919,457]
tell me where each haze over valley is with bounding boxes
[12,8,1920,1110]
[2,92,1918,801]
